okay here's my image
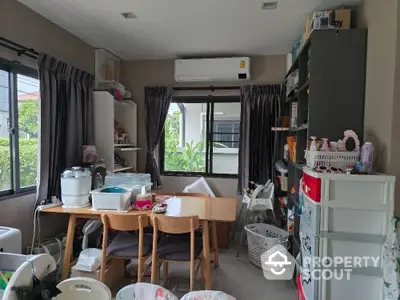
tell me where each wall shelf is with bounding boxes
[114,166,135,173]
[288,160,304,171]
[114,99,136,107]
[290,124,308,132]
[94,91,138,173]
[114,147,141,152]
[298,79,310,93]
[272,127,290,132]
[114,144,137,147]
[285,34,312,78]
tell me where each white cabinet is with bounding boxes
[300,168,395,300]
[93,91,139,173]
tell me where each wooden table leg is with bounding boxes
[62,215,76,280]
[211,221,219,268]
[202,220,212,290]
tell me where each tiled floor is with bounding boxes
[112,247,296,300]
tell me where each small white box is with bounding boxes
[0,227,22,254]
[71,259,124,289]
[90,187,131,211]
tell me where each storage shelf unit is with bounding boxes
[283,29,367,259]
[94,91,138,173]
[272,127,290,132]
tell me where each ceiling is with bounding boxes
[18,0,362,60]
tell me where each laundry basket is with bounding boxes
[244,223,289,268]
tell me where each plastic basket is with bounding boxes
[244,223,289,268]
[305,150,359,169]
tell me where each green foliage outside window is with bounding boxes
[0,99,39,190]
[0,138,38,189]
[164,110,206,172]
[19,100,39,138]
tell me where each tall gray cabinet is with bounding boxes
[283,29,368,258]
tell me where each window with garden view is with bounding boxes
[0,61,39,197]
[161,97,240,176]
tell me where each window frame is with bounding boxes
[0,58,38,199]
[160,95,240,179]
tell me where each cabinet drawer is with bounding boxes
[300,265,317,300]
[320,206,390,236]
[300,227,319,259]
[319,236,384,268]
[303,172,321,203]
[300,195,321,235]
[320,272,384,300]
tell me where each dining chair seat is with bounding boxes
[107,232,152,258]
[157,234,203,261]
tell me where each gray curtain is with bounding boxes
[238,85,281,193]
[144,86,172,188]
[37,53,94,203]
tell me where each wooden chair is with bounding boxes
[100,213,151,283]
[151,214,204,291]
[156,192,220,268]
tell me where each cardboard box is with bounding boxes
[311,9,351,31]
[334,9,351,29]
[71,258,124,289]
[301,9,351,47]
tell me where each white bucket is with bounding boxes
[61,176,92,207]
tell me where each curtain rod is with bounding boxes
[173,86,240,91]
[0,37,39,60]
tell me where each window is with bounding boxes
[213,120,240,148]
[0,59,39,197]
[161,96,240,177]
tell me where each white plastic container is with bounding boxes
[105,173,151,188]
[61,167,92,208]
[91,187,131,211]
[305,150,359,169]
[0,227,22,253]
[76,248,102,272]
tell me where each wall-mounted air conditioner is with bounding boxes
[174,57,250,82]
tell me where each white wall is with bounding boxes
[0,0,94,248]
[359,0,400,215]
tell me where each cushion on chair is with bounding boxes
[107,232,152,258]
[180,291,236,300]
[157,234,203,261]
[116,283,178,300]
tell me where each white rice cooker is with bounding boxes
[61,166,92,208]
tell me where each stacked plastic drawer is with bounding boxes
[299,168,395,300]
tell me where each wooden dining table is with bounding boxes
[41,196,236,289]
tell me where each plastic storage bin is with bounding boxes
[91,187,131,211]
[105,173,151,188]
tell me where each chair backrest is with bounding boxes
[116,283,178,300]
[152,214,200,234]
[101,213,149,231]
[56,277,112,300]
[180,290,236,300]
[159,192,210,198]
